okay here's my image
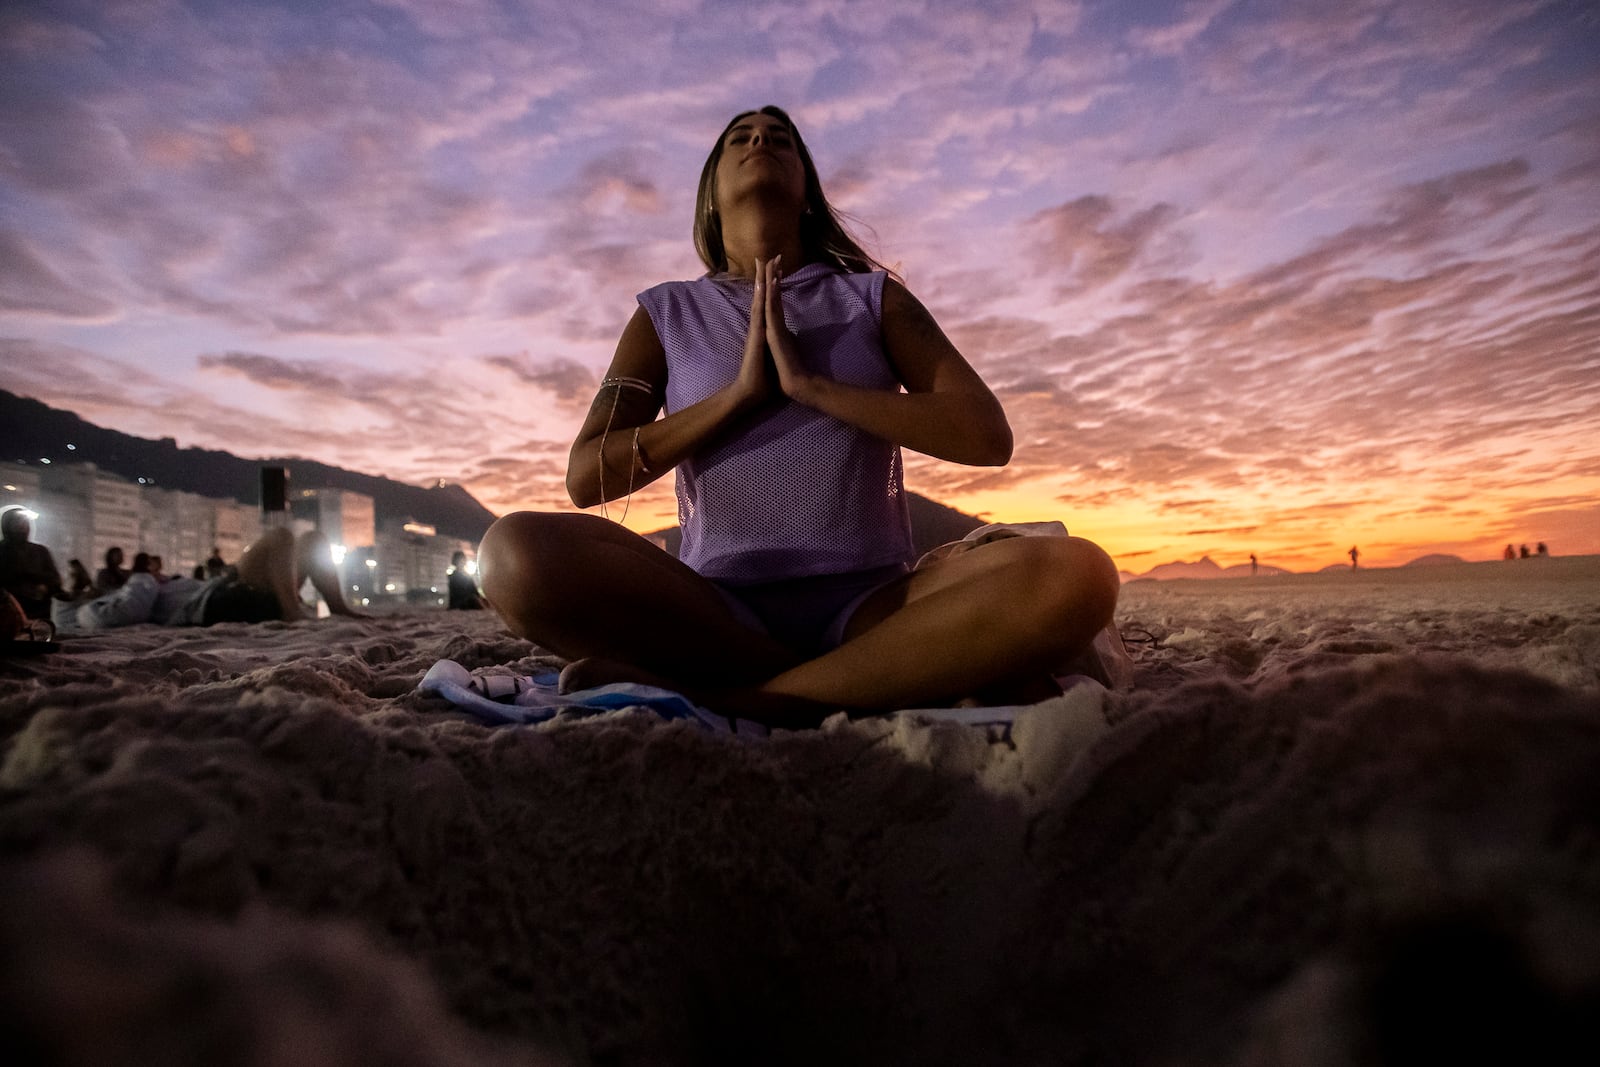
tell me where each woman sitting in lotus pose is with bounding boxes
[479,106,1119,726]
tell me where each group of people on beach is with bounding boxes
[6,107,1124,726]
[1,505,360,640]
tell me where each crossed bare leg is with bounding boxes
[480,512,1119,729]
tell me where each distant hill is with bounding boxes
[1120,555,1291,582]
[1403,553,1466,567]
[1219,561,1291,578]
[0,390,497,542]
[1138,556,1226,581]
[904,493,989,557]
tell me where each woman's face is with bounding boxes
[713,112,807,215]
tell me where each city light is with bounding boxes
[39,458,50,464]
[329,543,347,565]
[365,558,377,569]
[384,583,396,592]
[465,559,479,576]
[66,444,76,450]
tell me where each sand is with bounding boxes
[2,557,1598,1065]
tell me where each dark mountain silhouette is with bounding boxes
[1121,556,1295,582]
[1,390,497,542]
[1138,556,1226,581]
[4,389,1001,550]
[903,492,990,557]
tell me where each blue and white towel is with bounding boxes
[418,659,1061,737]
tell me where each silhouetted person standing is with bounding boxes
[1249,552,1258,577]
[1349,546,1360,570]
[0,506,67,621]
[1504,544,1516,561]
[1519,544,1530,559]
[206,546,227,577]
[1536,542,1549,557]
[447,551,485,610]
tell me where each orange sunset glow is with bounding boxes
[2,0,1596,574]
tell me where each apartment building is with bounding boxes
[0,460,260,575]
[291,487,376,554]
[0,461,140,569]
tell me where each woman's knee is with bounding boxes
[479,512,552,598]
[477,511,604,614]
[1010,536,1120,637]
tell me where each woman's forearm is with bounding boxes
[789,376,1013,466]
[566,382,766,508]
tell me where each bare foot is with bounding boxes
[558,656,681,694]
[557,657,839,730]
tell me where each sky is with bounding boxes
[2,0,1597,573]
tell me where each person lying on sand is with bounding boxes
[478,106,1119,728]
[58,527,361,632]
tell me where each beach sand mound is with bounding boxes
[2,559,1599,1065]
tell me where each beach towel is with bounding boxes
[417,659,1066,736]
[419,659,771,736]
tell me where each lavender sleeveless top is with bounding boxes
[637,262,915,584]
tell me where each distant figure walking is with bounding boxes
[1349,546,1360,570]
[1536,542,1549,557]
[1504,544,1516,561]
[1519,544,1530,559]
[447,551,485,610]
[1249,552,1258,577]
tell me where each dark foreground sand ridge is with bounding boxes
[2,559,1598,1064]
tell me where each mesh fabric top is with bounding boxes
[638,263,915,584]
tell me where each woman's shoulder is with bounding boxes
[802,264,888,321]
[637,273,741,309]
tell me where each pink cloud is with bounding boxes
[0,231,116,319]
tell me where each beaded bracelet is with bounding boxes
[597,377,658,523]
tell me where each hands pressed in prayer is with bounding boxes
[737,255,816,409]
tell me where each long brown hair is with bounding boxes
[693,106,893,278]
